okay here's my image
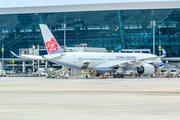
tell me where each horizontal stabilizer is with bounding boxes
[10,51,19,57]
[10,51,44,60]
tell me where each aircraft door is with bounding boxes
[73,55,77,63]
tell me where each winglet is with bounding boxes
[161,49,166,57]
[10,51,19,57]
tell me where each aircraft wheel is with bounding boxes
[113,74,117,78]
[117,74,121,78]
[120,74,124,78]
[138,74,141,77]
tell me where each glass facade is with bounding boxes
[0,9,180,58]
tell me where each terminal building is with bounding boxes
[0,1,180,74]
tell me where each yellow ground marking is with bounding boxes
[152,90,171,92]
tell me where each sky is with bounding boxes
[0,0,175,8]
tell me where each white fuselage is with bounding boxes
[44,52,162,72]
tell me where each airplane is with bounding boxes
[11,24,166,78]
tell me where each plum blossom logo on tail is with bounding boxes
[46,38,59,53]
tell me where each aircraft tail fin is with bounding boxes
[39,24,63,54]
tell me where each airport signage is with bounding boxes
[158,46,162,51]
[12,59,14,63]
[1,48,4,52]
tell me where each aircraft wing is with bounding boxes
[93,49,166,69]
[98,58,160,69]
[96,61,151,70]
[96,60,136,68]
[10,51,44,60]
[130,49,166,65]
[137,49,166,61]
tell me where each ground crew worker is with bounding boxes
[169,73,171,77]
[170,72,172,78]
[84,74,87,78]
[51,73,54,78]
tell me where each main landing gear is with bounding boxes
[135,74,141,77]
[113,74,124,78]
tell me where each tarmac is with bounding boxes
[0,77,180,120]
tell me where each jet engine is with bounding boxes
[137,64,155,75]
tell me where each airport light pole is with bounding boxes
[64,14,66,48]
[158,30,161,56]
[12,57,14,75]
[1,34,4,72]
[150,21,156,55]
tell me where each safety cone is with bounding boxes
[168,77,170,80]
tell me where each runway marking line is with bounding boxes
[152,90,171,92]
